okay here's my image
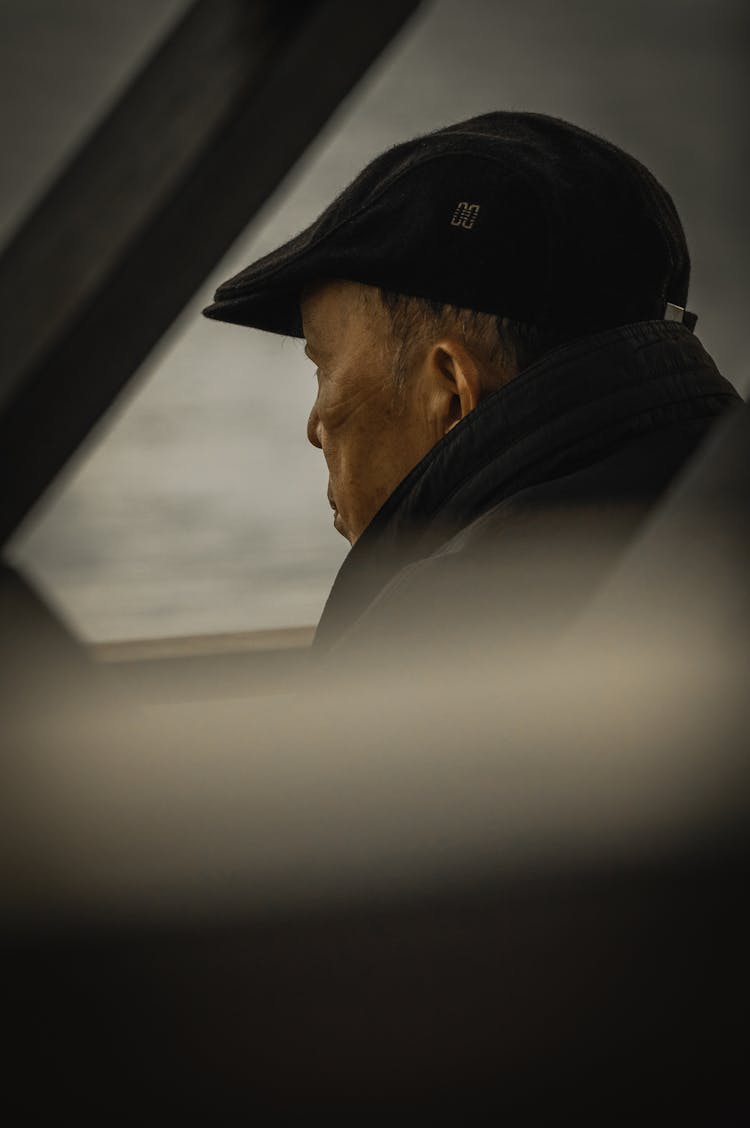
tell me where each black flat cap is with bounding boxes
[203,111,691,345]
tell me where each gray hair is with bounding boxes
[375,289,546,387]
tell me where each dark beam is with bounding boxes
[0,0,423,547]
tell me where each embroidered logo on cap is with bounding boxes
[451,202,480,229]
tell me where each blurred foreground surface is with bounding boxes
[2,598,748,1120]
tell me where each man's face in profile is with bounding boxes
[301,280,442,544]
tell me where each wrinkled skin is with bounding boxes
[302,280,489,544]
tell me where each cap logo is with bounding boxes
[451,201,480,230]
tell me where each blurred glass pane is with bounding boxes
[5,0,748,641]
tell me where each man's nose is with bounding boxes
[307,402,322,449]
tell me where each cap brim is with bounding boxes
[202,283,304,338]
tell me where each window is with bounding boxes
[5,0,746,643]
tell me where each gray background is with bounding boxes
[3,0,748,641]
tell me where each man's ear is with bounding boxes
[427,339,485,434]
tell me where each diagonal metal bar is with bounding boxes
[0,0,423,548]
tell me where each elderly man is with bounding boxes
[204,112,740,658]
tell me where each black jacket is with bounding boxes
[312,320,741,660]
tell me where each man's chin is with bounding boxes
[333,509,347,538]
[333,510,355,544]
